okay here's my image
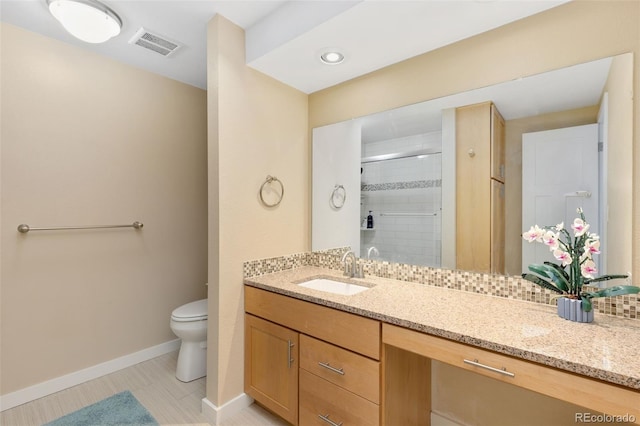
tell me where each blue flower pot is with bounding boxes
[557,298,594,323]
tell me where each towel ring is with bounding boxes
[259,175,284,207]
[330,184,346,209]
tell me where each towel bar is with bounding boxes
[17,221,144,233]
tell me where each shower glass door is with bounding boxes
[360,150,442,267]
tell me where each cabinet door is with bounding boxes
[491,179,505,274]
[491,104,506,182]
[245,314,299,425]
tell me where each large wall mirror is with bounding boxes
[312,53,633,278]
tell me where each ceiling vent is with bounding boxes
[128,28,182,57]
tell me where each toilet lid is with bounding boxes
[171,299,208,322]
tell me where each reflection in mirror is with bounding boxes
[312,53,633,278]
[360,131,442,267]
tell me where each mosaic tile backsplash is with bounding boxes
[243,248,638,320]
[360,179,441,192]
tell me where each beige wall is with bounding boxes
[206,16,309,405]
[504,105,599,276]
[0,24,208,395]
[308,1,639,423]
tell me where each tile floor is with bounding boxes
[0,351,288,426]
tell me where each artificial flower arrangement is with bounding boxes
[522,208,639,313]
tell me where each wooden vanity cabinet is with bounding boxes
[246,285,640,425]
[456,101,505,274]
[245,286,381,426]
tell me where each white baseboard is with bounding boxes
[0,339,181,412]
[202,393,254,425]
[432,411,463,426]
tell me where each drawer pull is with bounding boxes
[463,358,515,378]
[318,413,343,426]
[287,340,295,369]
[318,361,345,375]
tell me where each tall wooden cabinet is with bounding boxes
[455,101,505,274]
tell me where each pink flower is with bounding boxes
[581,260,598,279]
[571,218,590,237]
[542,231,560,250]
[585,239,601,256]
[553,249,572,266]
[523,225,544,243]
[555,222,564,231]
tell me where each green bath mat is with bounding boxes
[44,390,158,426]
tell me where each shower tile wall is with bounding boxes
[361,131,442,267]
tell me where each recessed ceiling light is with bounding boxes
[320,51,345,65]
[47,0,122,44]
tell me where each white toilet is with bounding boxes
[169,299,208,382]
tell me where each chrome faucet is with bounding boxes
[367,246,379,259]
[341,250,364,278]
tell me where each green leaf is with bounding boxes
[543,261,570,282]
[528,264,570,292]
[586,285,640,299]
[584,274,629,284]
[580,295,592,312]
[521,273,564,294]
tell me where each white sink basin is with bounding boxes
[298,278,370,296]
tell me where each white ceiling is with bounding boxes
[0,0,569,93]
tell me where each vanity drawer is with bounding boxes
[300,334,380,404]
[383,323,558,385]
[299,369,379,426]
[245,286,380,359]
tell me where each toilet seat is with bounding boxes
[171,299,208,322]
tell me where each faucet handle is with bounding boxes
[343,261,351,277]
[354,262,365,278]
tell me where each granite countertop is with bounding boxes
[244,266,640,391]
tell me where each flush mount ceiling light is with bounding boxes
[320,50,345,65]
[47,0,122,44]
